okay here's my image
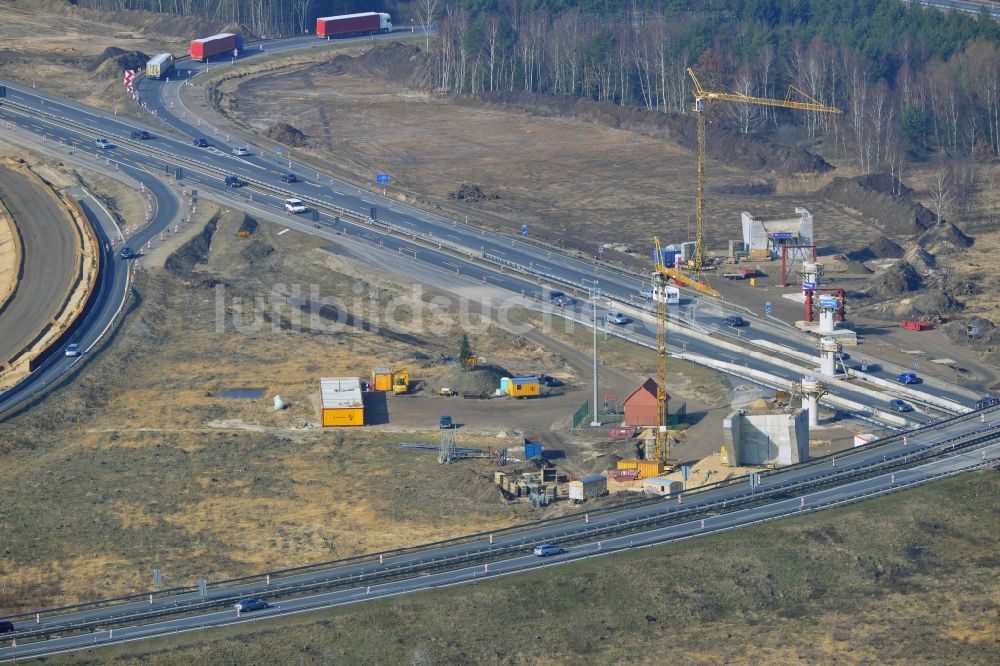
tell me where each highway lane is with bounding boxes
[2,410,997,661]
[0,166,80,364]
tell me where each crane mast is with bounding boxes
[686,68,841,272]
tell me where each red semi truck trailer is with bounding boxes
[316,12,392,38]
[189,32,244,62]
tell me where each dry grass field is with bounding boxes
[40,471,1000,665]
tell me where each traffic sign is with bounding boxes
[765,301,772,315]
[376,173,389,184]
[275,146,283,155]
[521,224,528,237]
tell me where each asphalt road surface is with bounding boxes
[0,166,79,365]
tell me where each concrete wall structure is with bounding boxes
[722,406,810,466]
[741,207,813,259]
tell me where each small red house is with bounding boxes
[623,378,668,427]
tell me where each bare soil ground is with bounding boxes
[193,45,874,264]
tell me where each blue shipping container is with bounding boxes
[525,442,543,459]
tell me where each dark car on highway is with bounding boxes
[889,399,913,412]
[0,620,14,634]
[897,372,920,385]
[119,246,138,260]
[224,175,244,188]
[279,173,298,183]
[131,130,151,140]
[977,396,1000,410]
[234,599,269,613]
[723,315,748,327]
[193,137,209,147]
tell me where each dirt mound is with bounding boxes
[855,173,913,197]
[903,290,962,319]
[434,363,511,396]
[465,92,832,175]
[241,240,274,264]
[713,181,774,195]
[321,42,433,90]
[847,235,904,262]
[863,261,922,298]
[449,184,500,201]
[903,245,937,273]
[943,316,1000,353]
[165,217,217,276]
[91,47,149,74]
[819,175,936,237]
[917,219,973,256]
[265,123,308,148]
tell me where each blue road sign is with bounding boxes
[681,465,690,482]
[802,281,816,290]
[765,301,772,315]
[376,173,389,184]
[275,146,283,155]
[521,224,528,237]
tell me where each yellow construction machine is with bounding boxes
[392,368,410,394]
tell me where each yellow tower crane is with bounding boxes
[686,68,842,271]
[648,236,720,470]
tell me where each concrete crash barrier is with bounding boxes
[0,161,99,390]
[0,198,23,316]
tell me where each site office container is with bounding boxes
[316,12,388,38]
[371,367,393,392]
[504,376,540,398]
[190,33,244,62]
[321,377,364,427]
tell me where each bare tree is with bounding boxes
[929,163,956,224]
[415,0,441,50]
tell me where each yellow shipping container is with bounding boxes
[371,367,393,392]
[637,460,665,479]
[322,407,364,427]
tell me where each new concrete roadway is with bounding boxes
[0,153,179,417]
[1,406,997,661]
[0,166,80,369]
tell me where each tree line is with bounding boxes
[75,0,1000,171]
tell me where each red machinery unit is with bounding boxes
[190,33,243,62]
[900,320,934,331]
[316,12,384,38]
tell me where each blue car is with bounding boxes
[234,598,269,613]
[897,372,919,385]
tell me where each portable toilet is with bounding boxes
[509,377,540,398]
[371,367,393,392]
[500,377,512,395]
